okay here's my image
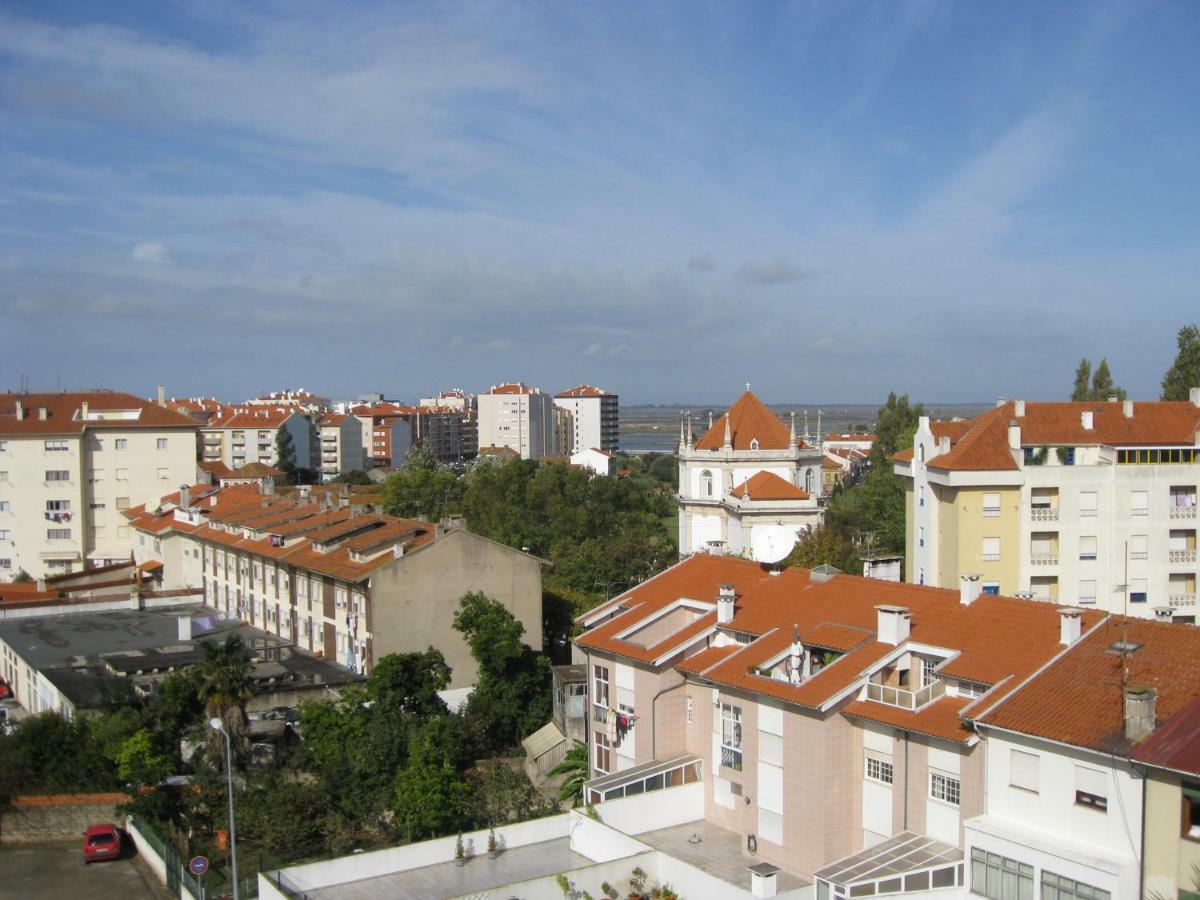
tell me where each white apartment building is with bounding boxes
[477,383,556,460]
[201,407,315,472]
[0,391,198,581]
[317,413,364,482]
[897,391,1200,619]
[554,385,619,454]
[678,390,824,559]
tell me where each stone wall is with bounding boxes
[1,793,129,843]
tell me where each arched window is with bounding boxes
[918,444,926,463]
[805,468,815,495]
[701,470,714,498]
[749,438,759,451]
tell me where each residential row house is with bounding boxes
[124,482,543,687]
[0,391,198,581]
[896,389,1200,619]
[571,551,1200,898]
[677,391,824,560]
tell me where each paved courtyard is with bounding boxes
[638,820,810,894]
[0,840,174,900]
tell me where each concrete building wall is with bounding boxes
[1143,769,1200,900]
[369,529,543,688]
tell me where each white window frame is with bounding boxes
[720,702,743,771]
[930,770,960,806]
[865,754,894,785]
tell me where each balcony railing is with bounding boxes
[1030,507,1059,522]
[1170,550,1197,564]
[1169,593,1197,609]
[865,678,945,711]
[1171,507,1198,520]
[720,746,743,771]
[1030,553,1059,566]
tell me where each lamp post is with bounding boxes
[209,717,240,900]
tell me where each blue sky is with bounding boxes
[1,1,1197,405]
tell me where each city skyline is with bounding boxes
[2,1,1198,403]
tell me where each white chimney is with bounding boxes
[875,605,911,646]
[1191,386,1200,407]
[789,624,802,685]
[14,400,24,420]
[749,863,780,899]
[1153,606,1174,622]
[1014,400,1025,417]
[1122,400,1134,418]
[960,573,982,606]
[1058,607,1082,646]
[1081,410,1094,430]
[1125,685,1157,742]
[81,400,89,419]
[37,406,48,420]
[1008,420,1021,450]
[129,586,143,610]
[177,616,193,641]
[36,577,46,592]
[157,384,166,405]
[938,435,950,455]
[717,583,736,625]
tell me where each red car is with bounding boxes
[83,824,122,863]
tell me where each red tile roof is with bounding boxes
[489,383,540,395]
[981,617,1200,755]
[694,392,797,451]
[0,391,198,435]
[1132,693,1200,777]
[556,385,615,398]
[731,471,810,501]
[843,695,976,744]
[207,407,297,429]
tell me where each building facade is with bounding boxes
[896,391,1200,619]
[677,391,824,560]
[201,407,315,472]
[0,391,198,581]
[317,413,364,481]
[477,383,556,460]
[554,385,619,454]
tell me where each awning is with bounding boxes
[813,831,963,894]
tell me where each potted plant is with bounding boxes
[628,866,648,899]
[487,828,498,859]
[454,833,466,866]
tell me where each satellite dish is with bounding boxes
[751,525,797,564]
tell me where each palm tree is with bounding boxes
[547,741,589,807]
[196,635,253,754]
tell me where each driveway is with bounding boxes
[0,840,175,900]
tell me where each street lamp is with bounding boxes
[209,717,240,900]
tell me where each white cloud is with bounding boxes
[814,336,835,350]
[131,241,169,263]
[736,257,812,286]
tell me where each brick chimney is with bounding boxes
[1124,685,1157,742]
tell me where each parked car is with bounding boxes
[83,824,122,863]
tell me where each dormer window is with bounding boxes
[749,438,759,451]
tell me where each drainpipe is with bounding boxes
[1135,761,1146,900]
[903,730,910,830]
[650,673,687,759]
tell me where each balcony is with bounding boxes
[1170,550,1198,564]
[1030,507,1059,522]
[203,436,221,445]
[1030,553,1059,566]
[1171,507,1198,520]
[865,678,945,711]
[1169,594,1197,609]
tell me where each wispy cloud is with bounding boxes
[131,241,170,264]
[736,258,813,286]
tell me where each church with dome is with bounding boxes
[677,390,825,560]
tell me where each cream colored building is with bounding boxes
[677,390,824,560]
[554,385,619,454]
[201,407,314,472]
[317,413,364,482]
[896,391,1200,619]
[0,391,198,581]
[476,382,556,460]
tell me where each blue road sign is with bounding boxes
[189,855,210,876]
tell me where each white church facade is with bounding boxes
[677,390,824,560]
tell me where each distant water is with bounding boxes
[618,403,991,455]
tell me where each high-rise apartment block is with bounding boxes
[554,385,619,454]
[476,383,556,460]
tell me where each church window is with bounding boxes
[805,469,815,494]
[701,470,714,498]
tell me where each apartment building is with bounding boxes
[350,403,412,468]
[477,383,556,460]
[420,389,478,459]
[244,388,331,414]
[316,413,364,481]
[554,385,619,454]
[896,390,1200,619]
[0,391,198,581]
[678,390,824,559]
[201,407,315,472]
[124,483,543,686]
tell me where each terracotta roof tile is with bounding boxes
[556,385,615,398]
[694,392,798,451]
[981,617,1200,756]
[1131,694,1200,777]
[731,471,810,501]
[0,391,198,435]
[842,696,976,744]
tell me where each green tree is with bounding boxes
[469,760,557,825]
[646,454,678,484]
[454,593,551,750]
[238,773,329,857]
[365,648,452,719]
[783,524,860,573]
[546,741,589,807]
[870,393,925,467]
[274,427,298,482]
[1090,358,1126,401]
[195,635,253,752]
[1162,324,1200,400]
[1071,358,1092,401]
[334,469,372,485]
[116,729,173,786]
[380,460,464,522]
